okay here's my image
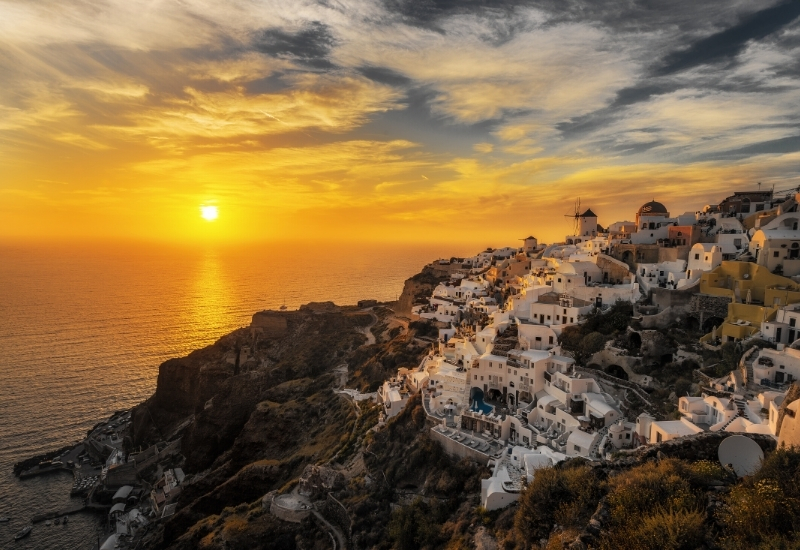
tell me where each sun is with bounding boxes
[200,205,218,221]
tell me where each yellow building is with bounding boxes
[699,262,800,343]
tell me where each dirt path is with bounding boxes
[312,509,347,550]
[357,310,378,346]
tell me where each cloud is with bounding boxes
[656,0,800,76]
[253,21,337,69]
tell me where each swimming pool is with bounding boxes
[469,388,494,414]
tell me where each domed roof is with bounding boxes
[609,422,624,433]
[638,200,668,215]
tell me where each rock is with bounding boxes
[473,526,498,550]
[297,465,345,499]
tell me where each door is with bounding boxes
[776,372,785,383]
[777,327,783,342]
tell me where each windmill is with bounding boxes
[564,198,581,236]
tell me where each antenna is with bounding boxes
[718,435,764,477]
[564,198,581,236]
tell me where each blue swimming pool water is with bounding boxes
[470,397,494,415]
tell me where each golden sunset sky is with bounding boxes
[2,0,800,246]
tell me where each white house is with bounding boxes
[528,293,594,335]
[379,378,409,418]
[631,201,674,244]
[686,243,723,281]
[480,445,566,511]
[760,304,800,347]
[751,342,800,386]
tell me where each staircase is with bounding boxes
[718,413,741,431]
[733,396,748,417]
[589,426,610,459]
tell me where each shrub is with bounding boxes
[602,508,706,550]
[514,463,602,541]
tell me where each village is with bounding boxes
[12,409,187,548]
[378,188,800,511]
[12,187,800,547]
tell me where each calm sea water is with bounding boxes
[0,241,471,549]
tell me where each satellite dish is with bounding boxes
[718,435,764,477]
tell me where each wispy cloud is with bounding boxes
[2,0,800,243]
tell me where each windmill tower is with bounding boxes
[564,199,598,241]
[564,198,581,237]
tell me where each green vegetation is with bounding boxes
[560,301,634,364]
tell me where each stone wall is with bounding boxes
[639,306,677,329]
[651,280,700,311]
[689,294,731,326]
[250,311,289,337]
[430,429,492,465]
[270,494,312,523]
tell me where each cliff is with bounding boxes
[133,300,442,549]
[395,266,449,314]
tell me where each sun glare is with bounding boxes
[201,205,218,221]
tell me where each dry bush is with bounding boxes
[514,462,603,542]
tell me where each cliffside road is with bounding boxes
[312,509,346,550]
[357,310,378,346]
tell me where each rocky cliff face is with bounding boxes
[395,267,449,314]
[133,302,433,549]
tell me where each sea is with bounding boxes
[0,241,473,549]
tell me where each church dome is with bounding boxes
[638,201,668,215]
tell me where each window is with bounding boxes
[556,315,560,321]
[694,253,700,260]
[558,278,562,283]
[563,308,567,314]
[474,375,478,380]
[775,251,780,258]
[791,318,796,328]
[570,317,574,323]
[705,256,709,261]
[514,370,517,375]
[481,376,484,381]
[574,445,581,451]
[626,433,630,439]
[656,432,663,443]
[549,336,554,344]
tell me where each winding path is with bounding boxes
[312,509,347,550]
[357,310,378,346]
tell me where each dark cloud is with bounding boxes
[655,0,800,75]
[697,134,800,161]
[383,0,517,23]
[253,21,336,69]
[357,66,413,87]
[610,82,681,108]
